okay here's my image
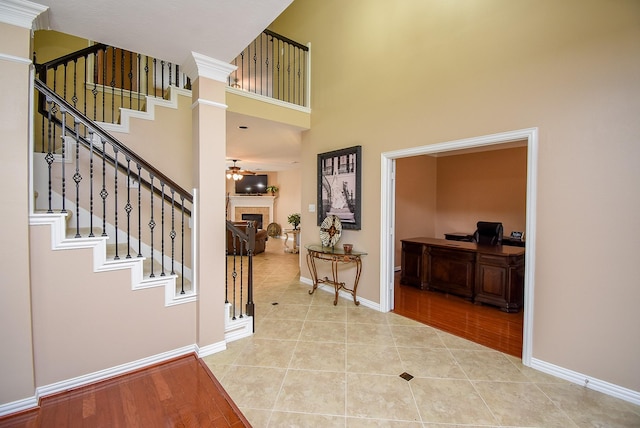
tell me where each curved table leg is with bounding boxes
[331,259,340,305]
[306,251,319,295]
[351,257,362,306]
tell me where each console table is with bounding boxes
[305,244,367,306]
[401,237,525,312]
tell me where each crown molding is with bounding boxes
[0,0,49,30]
[182,51,236,83]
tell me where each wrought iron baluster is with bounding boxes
[180,196,185,294]
[88,130,95,237]
[40,105,45,153]
[52,67,58,153]
[100,137,108,237]
[110,47,116,123]
[137,54,141,110]
[286,44,291,103]
[160,60,165,96]
[60,108,67,214]
[259,34,264,96]
[73,119,82,237]
[144,56,149,96]
[101,49,106,122]
[92,52,98,121]
[160,182,165,276]
[246,230,254,320]
[276,40,282,101]
[149,174,155,278]
[252,39,257,93]
[63,63,67,102]
[232,243,238,320]
[82,55,87,116]
[120,48,125,111]
[265,39,271,98]
[125,157,132,258]
[45,97,54,213]
[137,163,142,257]
[170,190,176,275]
[128,51,133,109]
[225,225,229,304]
[72,59,78,108]
[236,52,244,90]
[113,147,120,260]
[246,225,255,319]
[293,46,297,104]
[239,257,244,318]
[153,58,157,97]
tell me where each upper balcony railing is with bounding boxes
[228,29,309,108]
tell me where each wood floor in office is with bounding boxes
[393,272,524,358]
[0,354,249,428]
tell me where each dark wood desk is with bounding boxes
[401,237,525,312]
[305,244,367,306]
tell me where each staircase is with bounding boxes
[32,78,195,305]
[31,38,260,352]
[31,42,254,344]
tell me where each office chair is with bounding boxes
[473,221,503,245]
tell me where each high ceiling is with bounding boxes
[28,0,301,172]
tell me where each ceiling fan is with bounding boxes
[226,159,255,180]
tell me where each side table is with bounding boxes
[284,229,300,253]
[305,244,367,306]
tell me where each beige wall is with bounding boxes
[395,155,437,266]
[0,22,37,404]
[274,168,302,230]
[109,89,194,192]
[435,146,527,237]
[32,30,88,64]
[29,224,196,386]
[272,0,640,392]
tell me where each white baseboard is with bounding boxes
[196,340,228,358]
[530,358,640,406]
[0,339,241,417]
[299,276,380,311]
[36,345,196,400]
[0,345,196,417]
[0,396,39,418]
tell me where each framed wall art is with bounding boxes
[317,145,361,230]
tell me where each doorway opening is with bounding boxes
[379,128,538,366]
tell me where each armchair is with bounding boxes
[226,221,268,255]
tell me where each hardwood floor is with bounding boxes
[0,354,250,428]
[393,272,524,357]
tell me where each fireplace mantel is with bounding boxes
[228,195,275,226]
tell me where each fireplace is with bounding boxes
[229,195,275,228]
[242,213,263,229]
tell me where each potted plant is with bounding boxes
[287,213,301,230]
[266,185,279,195]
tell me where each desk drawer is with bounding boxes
[427,247,475,298]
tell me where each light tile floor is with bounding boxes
[205,238,640,427]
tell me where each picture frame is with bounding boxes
[317,145,362,230]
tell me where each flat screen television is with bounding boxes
[235,174,268,194]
